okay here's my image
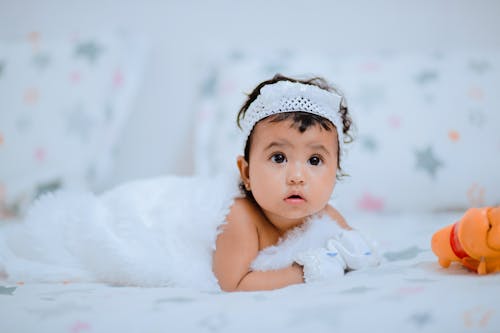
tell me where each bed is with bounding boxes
[1,36,499,333]
[1,211,499,332]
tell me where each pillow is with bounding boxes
[193,51,500,213]
[0,31,146,220]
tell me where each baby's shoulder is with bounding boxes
[217,198,261,247]
[226,198,261,224]
[225,198,280,250]
[323,204,351,229]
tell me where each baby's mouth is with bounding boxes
[285,194,306,204]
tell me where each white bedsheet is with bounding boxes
[1,212,498,333]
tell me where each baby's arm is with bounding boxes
[212,199,303,292]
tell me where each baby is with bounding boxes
[213,74,379,291]
[0,74,379,292]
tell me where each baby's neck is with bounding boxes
[262,209,325,238]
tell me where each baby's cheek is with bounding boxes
[318,180,336,203]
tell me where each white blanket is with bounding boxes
[0,175,240,291]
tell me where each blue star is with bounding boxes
[415,146,443,178]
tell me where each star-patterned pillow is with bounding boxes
[0,31,145,219]
[193,51,500,213]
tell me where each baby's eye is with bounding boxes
[308,156,322,166]
[271,153,286,164]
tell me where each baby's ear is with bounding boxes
[237,155,250,183]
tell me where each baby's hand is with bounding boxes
[294,245,346,283]
[327,229,380,271]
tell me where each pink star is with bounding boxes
[221,80,236,94]
[70,71,81,83]
[34,147,46,162]
[113,69,124,87]
[198,105,213,120]
[388,115,401,128]
[70,320,91,333]
[357,192,385,212]
[360,62,381,72]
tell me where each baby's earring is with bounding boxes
[245,182,251,191]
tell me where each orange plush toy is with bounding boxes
[431,207,500,275]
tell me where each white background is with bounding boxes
[1,0,499,189]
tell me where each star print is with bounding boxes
[66,106,94,142]
[415,70,439,85]
[409,312,433,328]
[356,84,385,110]
[448,130,460,142]
[361,136,377,152]
[0,286,16,295]
[70,320,91,333]
[415,146,443,178]
[74,41,103,64]
[113,69,124,87]
[33,53,51,69]
[467,183,485,207]
[468,108,485,127]
[262,62,288,75]
[360,62,381,72]
[468,86,484,100]
[468,59,490,74]
[388,115,401,128]
[201,71,217,96]
[34,147,46,162]
[358,192,384,212]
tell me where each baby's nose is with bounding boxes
[286,163,305,184]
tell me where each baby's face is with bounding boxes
[246,118,338,233]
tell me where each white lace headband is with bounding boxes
[240,80,345,154]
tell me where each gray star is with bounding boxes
[361,136,377,152]
[74,41,103,64]
[198,313,227,333]
[415,146,443,178]
[469,108,485,127]
[468,59,491,74]
[409,312,433,328]
[33,52,51,69]
[0,286,16,295]
[415,69,439,85]
[339,286,374,294]
[0,61,4,78]
[384,246,427,262]
[201,70,218,97]
[356,84,386,110]
[66,106,94,142]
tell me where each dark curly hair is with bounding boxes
[236,73,354,200]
